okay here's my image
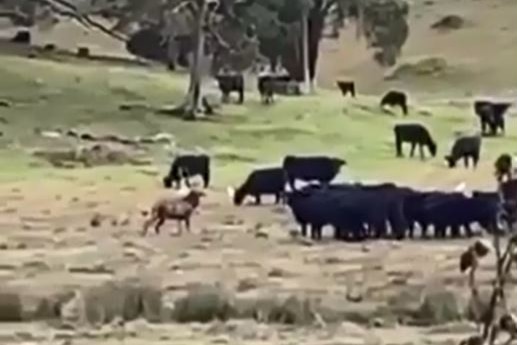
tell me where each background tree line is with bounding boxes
[0,0,409,118]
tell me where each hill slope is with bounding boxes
[0,54,514,190]
[319,0,517,95]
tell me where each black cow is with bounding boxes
[495,153,513,181]
[286,187,367,241]
[283,155,346,190]
[336,80,356,98]
[11,30,31,44]
[381,90,408,115]
[233,167,285,205]
[444,135,481,168]
[163,154,210,189]
[289,183,406,241]
[257,75,275,104]
[215,74,244,104]
[474,100,512,136]
[394,123,437,159]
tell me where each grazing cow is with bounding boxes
[231,167,286,205]
[142,189,206,236]
[427,194,498,238]
[286,184,406,241]
[474,100,512,136]
[409,192,477,238]
[445,134,481,168]
[381,90,408,115]
[495,153,513,181]
[336,80,356,98]
[163,154,210,189]
[283,155,346,190]
[215,73,244,104]
[394,123,437,159]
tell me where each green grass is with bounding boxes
[0,54,513,188]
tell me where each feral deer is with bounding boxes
[142,189,206,236]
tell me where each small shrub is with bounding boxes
[173,285,235,323]
[0,292,23,321]
[417,289,462,325]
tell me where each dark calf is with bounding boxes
[232,167,285,205]
[381,90,408,115]
[283,155,346,190]
[495,153,513,181]
[215,74,244,104]
[11,30,31,44]
[257,75,275,104]
[163,154,210,189]
[394,123,437,159]
[474,100,512,136]
[336,80,356,98]
[445,135,481,168]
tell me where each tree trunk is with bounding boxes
[281,5,326,84]
[307,6,325,81]
[182,0,207,120]
[301,10,312,94]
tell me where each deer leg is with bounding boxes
[185,217,191,232]
[154,217,165,235]
[141,216,156,236]
[176,220,183,236]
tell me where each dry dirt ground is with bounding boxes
[0,168,511,345]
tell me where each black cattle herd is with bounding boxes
[160,152,517,242]
[160,72,516,242]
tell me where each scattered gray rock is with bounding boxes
[431,14,466,30]
[417,288,463,325]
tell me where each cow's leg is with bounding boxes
[409,143,416,157]
[473,154,479,169]
[463,156,469,168]
[418,144,425,160]
[154,217,165,235]
[464,223,473,237]
[396,140,403,157]
[301,224,307,237]
[451,225,460,238]
[254,194,261,205]
[238,88,244,104]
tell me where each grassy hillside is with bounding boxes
[1,0,515,97]
[319,0,517,95]
[0,54,514,191]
